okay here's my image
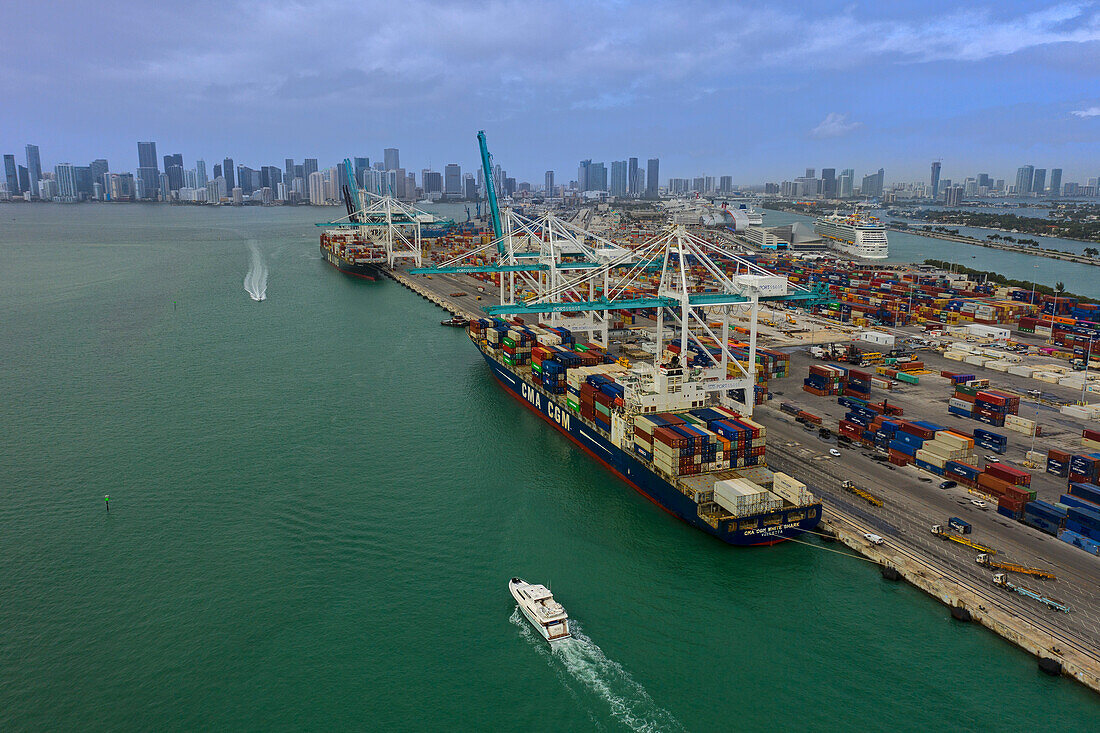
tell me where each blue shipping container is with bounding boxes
[1058,529,1100,556]
[1069,482,1100,505]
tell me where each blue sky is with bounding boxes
[3,1,1100,185]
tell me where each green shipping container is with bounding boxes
[503,355,516,367]
[502,336,516,347]
[596,402,610,415]
[566,399,580,412]
[532,363,542,374]
[574,344,589,352]
[897,372,919,385]
[956,385,978,396]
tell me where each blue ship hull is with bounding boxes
[478,348,822,546]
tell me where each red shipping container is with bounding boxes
[1084,429,1100,442]
[1048,448,1070,461]
[986,463,1031,486]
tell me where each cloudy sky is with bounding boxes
[3,1,1100,185]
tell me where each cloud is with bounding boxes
[1071,106,1100,117]
[810,113,862,139]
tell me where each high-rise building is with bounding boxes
[719,175,732,193]
[627,158,639,197]
[261,166,282,191]
[1032,168,1046,194]
[423,170,442,194]
[464,173,476,199]
[837,169,854,198]
[90,159,109,191]
[1049,169,1062,198]
[805,168,815,179]
[236,166,254,194]
[74,166,93,197]
[25,144,42,197]
[977,173,991,190]
[1015,165,1034,196]
[821,168,836,198]
[4,154,20,194]
[354,157,369,182]
[578,160,591,191]
[545,171,554,196]
[223,157,235,191]
[162,153,184,192]
[444,164,461,196]
[860,168,884,198]
[308,171,325,204]
[384,148,400,170]
[303,158,318,184]
[136,142,159,199]
[930,161,941,199]
[54,164,77,201]
[646,158,659,198]
[693,177,705,193]
[285,158,295,180]
[589,163,607,191]
[18,165,30,194]
[610,160,627,196]
[944,185,964,206]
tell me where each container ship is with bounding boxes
[467,319,822,545]
[814,212,889,259]
[319,230,386,280]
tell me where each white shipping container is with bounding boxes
[944,351,967,361]
[1008,365,1035,378]
[935,431,973,450]
[1061,405,1091,419]
[964,355,988,367]
[915,449,948,468]
[948,398,973,411]
[985,361,1012,372]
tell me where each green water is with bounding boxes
[2,205,1097,731]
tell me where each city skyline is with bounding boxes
[3,3,1100,182]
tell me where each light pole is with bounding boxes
[1082,336,1094,406]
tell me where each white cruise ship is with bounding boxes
[813,212,889,259]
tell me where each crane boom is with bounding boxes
[477,130,504,252]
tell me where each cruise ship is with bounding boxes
[813,212,889,259]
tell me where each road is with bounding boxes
[757,409,1100,670]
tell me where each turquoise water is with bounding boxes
[761,209,1099,297]
[1,205,1097,730]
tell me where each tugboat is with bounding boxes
[441,314,469,327]
[509,578,570,643]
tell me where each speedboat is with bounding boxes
[509,578,570,642]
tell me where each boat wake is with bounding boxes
[510,607,682,732]
[244,241,268,301]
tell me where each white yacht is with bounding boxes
[509,578,571,642]
[813,211,889,259]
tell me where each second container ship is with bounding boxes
[467,319,822,545]
[319,229,385,280]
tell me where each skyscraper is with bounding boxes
[578,159,591,191]
[25,144,42,197]
[303,158,318,184]
[195,159,207,187]
[55,163,78,200]
[444,164,461,196]
[223,157,235,191]
[285,158,295,180]
[628,158,639,197]
[930,161,941,198]
[90,159,109,191]
[1015,165,1034,196]
[163,153,184,192]
[1032,168,1046,194]
[1049,168,1062,197]
[464,174,477,199]
[4,154,20,194]
[837,169,854,198]
[213,163,222,179]
[646,158,659,198]
[719,175,732,193]
[545,170,554,196]
[821,168,836,199]
[354,157,369,182]
[136,142,159,199]
[610,160,627,196]
[589,163,607,191]
[384,148,400,170]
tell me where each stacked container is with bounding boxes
[713,478,782,516]
[914,430,977,476]
[976,462,1032,499]
[1023,500,1068,534]
[973,428,1008,455]
[1068,453,1100,485]
[803,364,846,396]
[844,369,872,400]
[1046,448,1070,477]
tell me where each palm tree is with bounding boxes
[1055,281,1066,296]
